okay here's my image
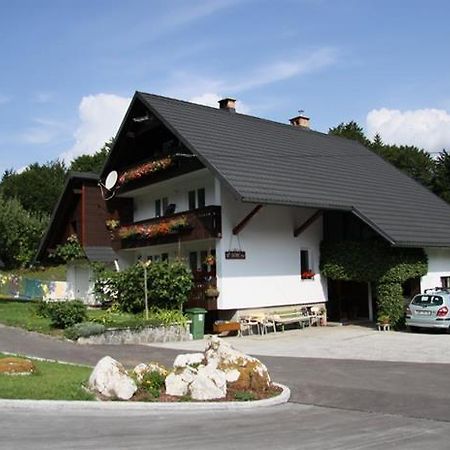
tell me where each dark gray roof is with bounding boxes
[84,247,116,263]
[137,92,450,248]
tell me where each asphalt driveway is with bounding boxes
[145,324,450,364]
[2,323,450,422]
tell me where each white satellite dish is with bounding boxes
[99,170,119,200]
[105,170,118,190]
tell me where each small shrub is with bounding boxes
[35,300,51,318]
[147,261,193,310]
[376,282,404,327]
[140,370,166,398]
[50,234,85,263]
[90,307,188,329]
[93,261,193,313]
[64,322,105,340]
[234,391,257,402]
[46,300,87,329]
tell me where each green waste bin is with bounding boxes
[185,307,207,340]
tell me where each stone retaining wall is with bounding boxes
[77,324,191,345]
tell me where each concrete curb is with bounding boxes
[0,383,290,411]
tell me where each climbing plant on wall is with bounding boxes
[320,240,428,326]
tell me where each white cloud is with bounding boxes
[164,47,337,111]
[20,118,66,144]
[61,93,130,163]
[231,47,338,92]
[163,47,337,116]
[366,107,450,153]
[33,91,54,103]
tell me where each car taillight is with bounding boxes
[437,306,449,317]
[406,306,411,316]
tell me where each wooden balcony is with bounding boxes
[112,205,221,250]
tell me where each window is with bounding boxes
[147,253,169,262]
[197,188,206,208]
[300,250,310,272]
[441,276,450,288]
[162,197,169,215]
[200,250,208,271]
[189,252,198,272]
[188,188,206,210]
[412,295,443,306]
[188,190,196,210]
[155,197,169,217]
[300,249,314,279]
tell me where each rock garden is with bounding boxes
[88,336,283,403]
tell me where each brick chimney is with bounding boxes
[289,114,310,129]
[218,97,236,112]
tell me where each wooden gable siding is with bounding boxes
[81,184,112,247]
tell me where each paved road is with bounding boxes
[2,324,450,448]
[2,403,450,450]
[0,324,180,367]
[2,324,449,421]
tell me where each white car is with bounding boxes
[405,288,450,331]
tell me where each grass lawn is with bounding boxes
[0,299,140,335]
[0,265,67,281]
[0,354,94,400]
[0,299,60,335]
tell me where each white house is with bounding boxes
[99,92,450,324]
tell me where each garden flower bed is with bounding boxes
[88,337,289,405]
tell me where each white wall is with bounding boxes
[118,239,217,265]
[421,248,450,290]
[131,169,215,222]
[216,186,327,310]
[66,262,97,305]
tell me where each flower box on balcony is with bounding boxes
[117,157,174,188]
[115,216,191,241]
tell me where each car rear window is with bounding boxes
[411,295,444,306]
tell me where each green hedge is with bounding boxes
[320,241,427,283]
[320,240,428,326]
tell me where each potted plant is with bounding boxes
[301,270,315,280]
[377,314,391,331]
[319,307,327,326]
[205,286,219,298]
[204,254,215,266]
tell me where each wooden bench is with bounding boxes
[213,321,241,336]
[270,310,310,332]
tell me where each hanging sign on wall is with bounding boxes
[225,250,246,260]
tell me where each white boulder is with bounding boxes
[165,366,197,397]
[190,364,227,400]
[173,353,204,368]
[205,336,271,391]
[89,356,137,400]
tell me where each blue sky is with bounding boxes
[1,0,450,174]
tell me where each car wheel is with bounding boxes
[409,326,420,333]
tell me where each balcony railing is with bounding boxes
[112,205,221,250]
